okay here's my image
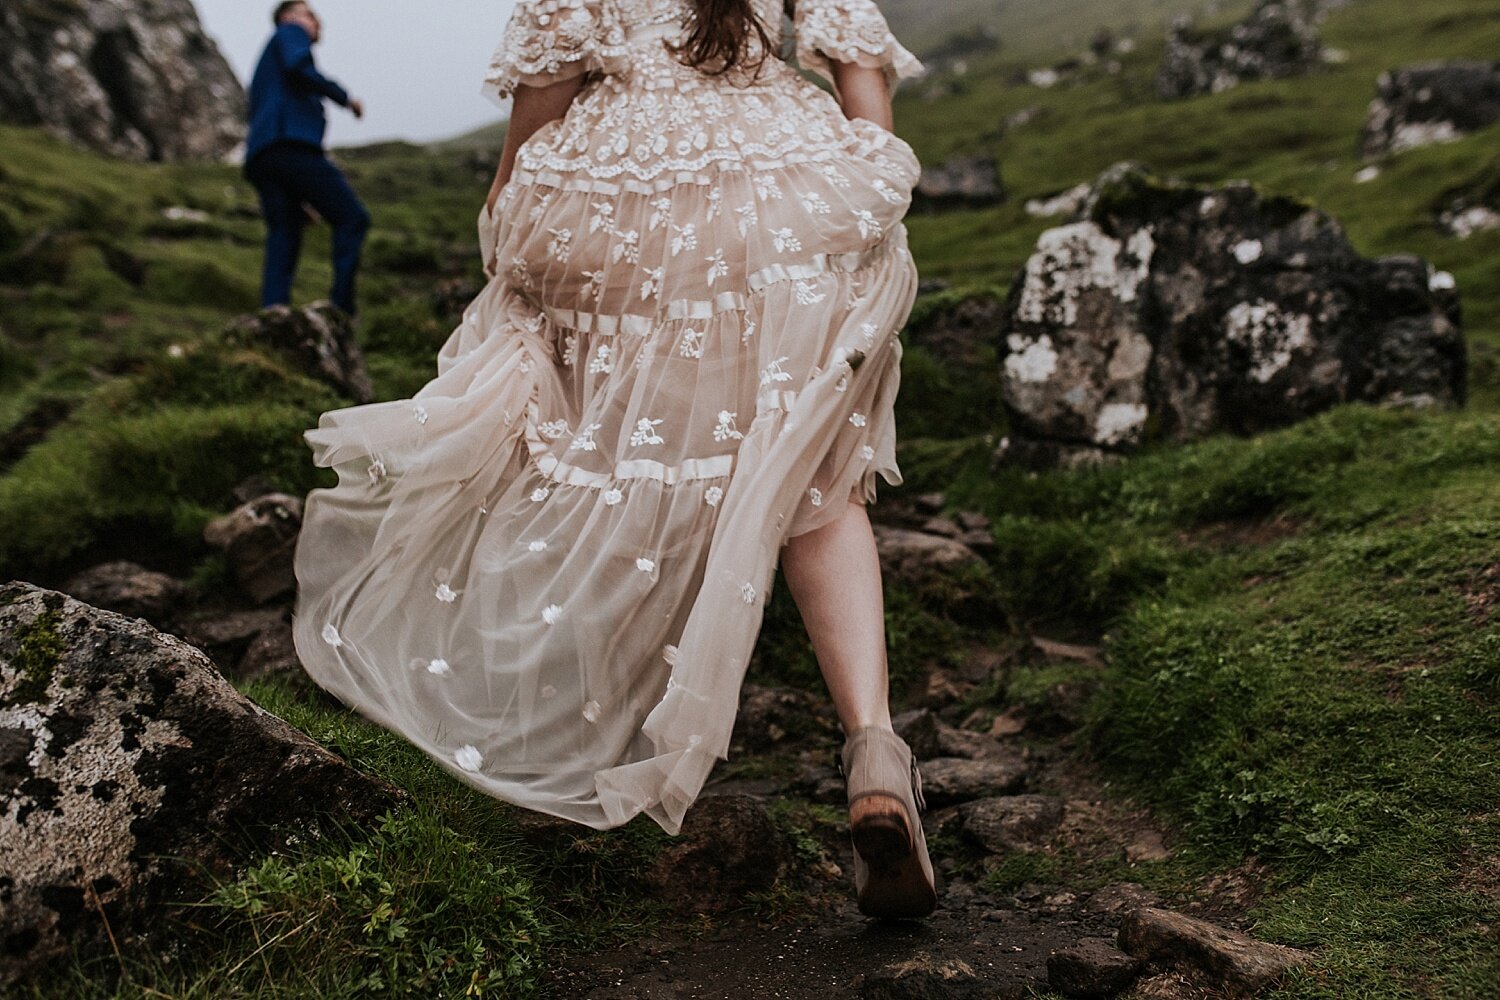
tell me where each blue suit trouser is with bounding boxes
[245,141,371,316]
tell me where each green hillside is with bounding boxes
[1,0,1496,995]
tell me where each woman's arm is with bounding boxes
[828,62,894,131]
[485,76,586,214]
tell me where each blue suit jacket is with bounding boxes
[245,23,351,163]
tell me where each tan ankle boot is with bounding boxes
[839,725,937,918]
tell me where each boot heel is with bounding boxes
[841,726,937,919]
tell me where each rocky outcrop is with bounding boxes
[60,560,185,627]
[645,793,790,914]
[0,583,401,986]
[1360,61,1500,159]
[1157,1,1324,100]
[1118,906,1311,997]
[224,302,375,403]
[996,163,1465,467]
[203,493,304,604]
[0,0,245,162]
[914,155,1006,210]
[1047,938,1142,998]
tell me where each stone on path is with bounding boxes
[1118,906,1311,998]
[203,493,303,604]
[60,561,185,627]
[862,953,989,999]
[918,756,1029,807]
[223,302,374,403]
[959,794,1065,853]
[0,583,401,987]
[645,793,790,915]
[1048,937,1142,997]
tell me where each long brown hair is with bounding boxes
[669,0,780,77]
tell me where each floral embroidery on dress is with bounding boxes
[582,699,602,722]
[630,417,665,446]
[542,603,563,624]
[636,557,656,572]
[603,487,625,505]
[588,344,615,375]
[809,487,824,506]
[531,486,552,502]
[528,539,549,552]
[436,583,459,602]
[455,744,483,771]
[413,404,429,425]
[570,423,601,451]
[704,485,724,506]
[428,658,452,676]
[321,623,343,648]
[712,411,744,441]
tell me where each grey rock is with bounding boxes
[893,707,944,759]
[959,794,1065,853]
[1361,61,1500,159]
[59,561,186,627]
[1158,1,1323,101]
[203,494,304,604]
[917,755,1028,807]
[0,0,245,161]
[1048,937,1142,997]
[645,793,790,914]
[224,302,374,403]
[996,163,1465,467]
[914,155,1006,210]
[0,583,401,987]
[1118,906,1311,998]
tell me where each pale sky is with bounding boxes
[194,0,518,146]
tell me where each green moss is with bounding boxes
[3,609,65,707]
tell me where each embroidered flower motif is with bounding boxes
[771,228,802,253]
[850,412,868,427]
[670,222,698,256]
[640,266,664,301]
[809,487,824,506]
[861,444,876,461]
[530,487,551,502]
[454,745,482,771]
[413,404,429,425]
[835,375,850,393]
[428,658,452,676]
[760,356,793,387]
[570,423,601,452]
[436,583,458,602]
[710,410,743,442]
[704,486,724,507]
[321,623,343,648]
[539,418,570,439]
[740,582,757,604]
[629,417,665,446]
[540,684,557,699]
[873,178,904,204]
[588,200,615,233]
[859,321,879,346]
[679,328,705,359]
[581,269,605,302]
[648,196,672,231]
[603,488,624,506]
[794,281,827,305]
[582,699,602,723]
[636,557,656,572]
[587,344,614,375]
[546,227,572,261]
[821,164,851,187]
[612,228,640,264]
[735,202,758,238]
[367,457,387,485]
[542,604,563,625]
[853,208,883,240]
[528,539,548,552]
[560,334,578,367]
[740,319,757,344]
[801,192,832,214]
[753,174,783,200]
[705,248,728,284]
[707,187,723,219]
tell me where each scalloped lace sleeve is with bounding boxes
[481,0,628,104]
[792,0,925,92]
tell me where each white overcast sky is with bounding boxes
[194,0,517,146]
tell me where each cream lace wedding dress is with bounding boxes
[291,0,924,835]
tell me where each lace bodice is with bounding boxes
[482,0,923,103]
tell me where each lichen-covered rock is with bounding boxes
[1118,906,1311,998]
[223,302,375,403]
[917,755,1029,807]
[0,0,245,162]
[1048,937,1142,997]
[203,494,304,604]
[1361,61,1500,160]
[958,794,1065,853]
[1157,1,1325,100]
[996,163,1465,467]
[914,155,1006,210]
[0,583,401,987]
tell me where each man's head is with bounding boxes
[273,2,321,42]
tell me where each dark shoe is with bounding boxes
[839,725,937,919]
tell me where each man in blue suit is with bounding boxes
[245,2,370,317]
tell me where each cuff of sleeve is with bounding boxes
[797,39,925,94]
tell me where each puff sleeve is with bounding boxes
[481,0,627,104]
[792,0,925,92]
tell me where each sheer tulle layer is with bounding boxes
[293,227,916,834]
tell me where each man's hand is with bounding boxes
[349,98,365,120]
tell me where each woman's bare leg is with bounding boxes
[782,499,902,823]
